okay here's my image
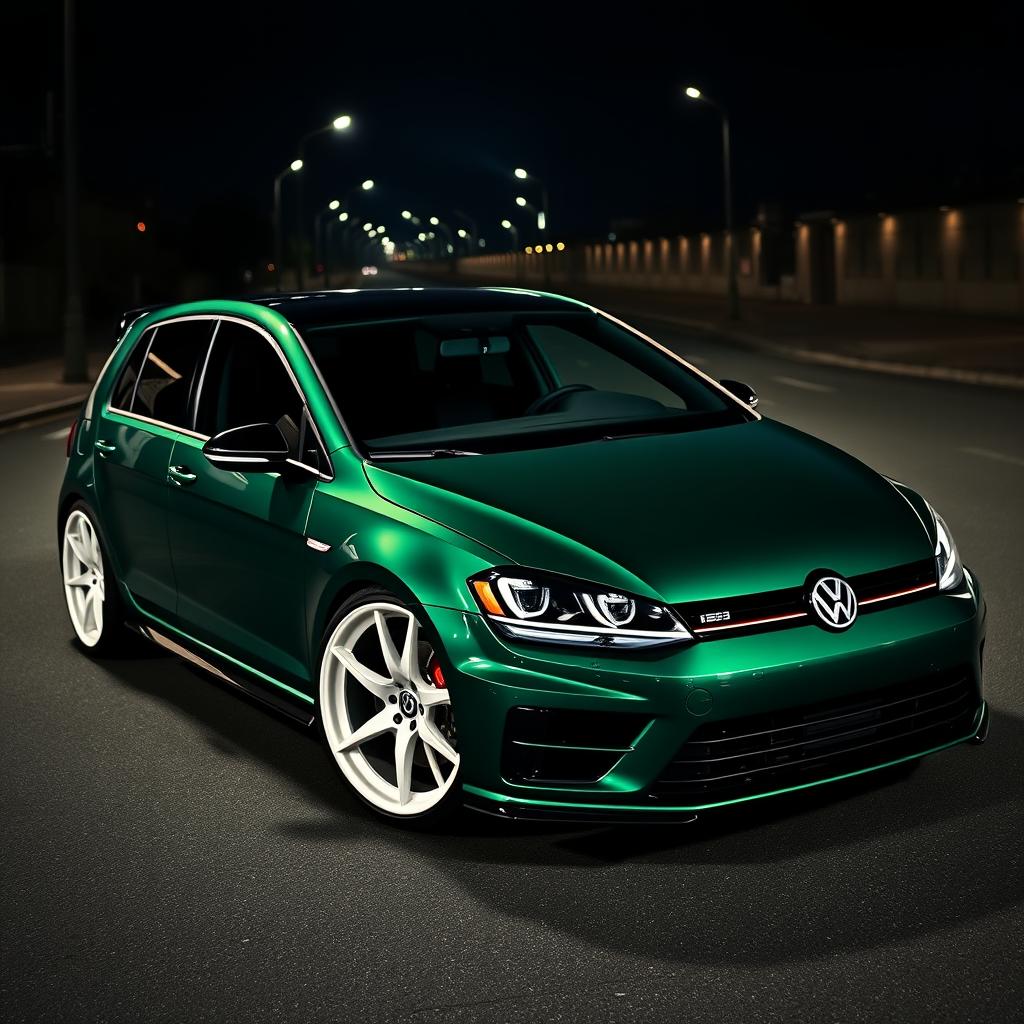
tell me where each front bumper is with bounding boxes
[428,570,987,821]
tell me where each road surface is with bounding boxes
[2,274,1021,1023]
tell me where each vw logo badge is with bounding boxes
[399,690,418,718]
[807,573,858,632]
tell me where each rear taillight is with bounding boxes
[66,419,78,458]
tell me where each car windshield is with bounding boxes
[302,310,750,456]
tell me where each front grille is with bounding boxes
[501,707,649,786]
[675,558,937,640]
[651,669,979,803]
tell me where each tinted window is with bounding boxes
[195,320,318,465]
[132,320,214,428]
[304,312,740,455]
[110,329,151,410]
[527,324,687,410]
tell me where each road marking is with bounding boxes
[958,446,1024,468]
[772,375,836,393]
[43,427,70,440]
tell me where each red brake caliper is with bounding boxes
[426,653,446,689]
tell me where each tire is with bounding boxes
[60,501,134,656]
[317,587,462,823]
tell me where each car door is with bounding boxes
[93,319,215,620]
[165,317,324,691]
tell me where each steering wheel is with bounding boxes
[525,384,595,416]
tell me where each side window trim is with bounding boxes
[128,327,158,413]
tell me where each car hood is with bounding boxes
[363,419,932,604]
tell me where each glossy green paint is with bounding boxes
[166,431,316,688]
[60,294,986,819]
[365,419,934,603]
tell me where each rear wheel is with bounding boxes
[61,503,132,655]
[318,589,461,821]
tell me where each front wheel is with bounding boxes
[318,590,461,821]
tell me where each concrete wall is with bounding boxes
[431,200,1023,316]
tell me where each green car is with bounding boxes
[58,288,987,823]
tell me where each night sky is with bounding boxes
[4,2,1023,250]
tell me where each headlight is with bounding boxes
[929,505,964,591]
[469,568,692,648]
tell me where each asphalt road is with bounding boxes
[2,278,1022,1023]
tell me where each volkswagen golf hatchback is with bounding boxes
[59,288,988,823]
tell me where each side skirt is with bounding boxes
[134,622,316,728]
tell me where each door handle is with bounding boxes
[94,439,117,454]
[168,465,198,486]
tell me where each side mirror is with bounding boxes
[202,422,291,473]
[720,378,759,409]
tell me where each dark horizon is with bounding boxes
[4,2,1023,251]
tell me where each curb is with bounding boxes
[611,308,1024,391]
[0,394,88,431]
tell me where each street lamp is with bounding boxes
[500,218,519,249]
[454,209,478,255]
[511,167,549,237]
[294,113,355,289]
[273,158,303,291]
[684,84,739,320]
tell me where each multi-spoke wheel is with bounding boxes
[319,590,461,820]
[61,503,129,654]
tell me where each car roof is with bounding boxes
[243,286,588,327]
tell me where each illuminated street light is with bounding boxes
[376,225,385,233]
[429,216,440,226]
[293,114,357,288]
[328,199,340,211]
[500,219,512,228]
[368,229,377,238]
[338,211,349,222]
[457,228,468,238]
[361,179,374,191]
[684,84,739,320]
[363,222,373,231]
[401,210,412,219]
[511,166,551,272]
[273,158,304,291]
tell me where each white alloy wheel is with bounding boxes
[62,509,106,647]
[320,601,460,817]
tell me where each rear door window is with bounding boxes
[109,329,152,411]
[132,320,215,429]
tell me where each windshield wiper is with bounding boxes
[368,448,481,460]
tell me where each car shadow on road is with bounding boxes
[96,647,1023,967]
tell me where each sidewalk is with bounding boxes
[0,351,109,427]
[409,270,1024,389]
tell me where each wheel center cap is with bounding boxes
[398,690,418,718]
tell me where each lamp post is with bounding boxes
[684,86,740,320]
[513,167,549,240]
[324,210,350,287]
[294,114,353,290]
[428,216,454,261]
[62,0,86,383]
[313,198,341,283]
[326,179,374,278]
[273,158,303,292]
[454,210,478,255]
[500,218,519,250]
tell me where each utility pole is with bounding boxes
[62,0,87,382]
